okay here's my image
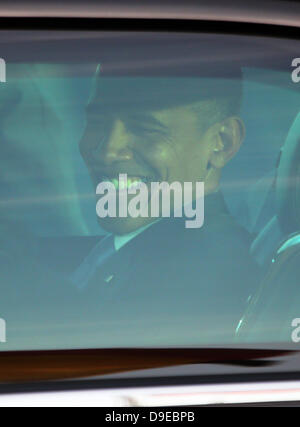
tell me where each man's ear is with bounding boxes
[208,116,245,169]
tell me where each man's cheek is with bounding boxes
[149,149,174,176]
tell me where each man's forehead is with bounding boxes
[87,96,186,122]
[88,75,239,113]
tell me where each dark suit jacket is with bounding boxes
[30,192,261,346]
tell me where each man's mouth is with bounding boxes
[100,175,152,191]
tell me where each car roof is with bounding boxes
[0,0,299,28]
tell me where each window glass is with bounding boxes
[0,31,299,350]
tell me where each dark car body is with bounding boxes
[0,0,300,407]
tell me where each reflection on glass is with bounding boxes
[0,31,299,352]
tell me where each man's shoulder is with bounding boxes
[138,209,252,254]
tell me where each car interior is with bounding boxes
[236,112,300,341]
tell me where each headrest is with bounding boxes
[276,113,300,234]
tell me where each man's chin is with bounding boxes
[97,216,156,235]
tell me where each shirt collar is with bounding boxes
[114,219,160,251]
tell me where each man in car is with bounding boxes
[59,65,261,345]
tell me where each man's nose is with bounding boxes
[96,119,133,164]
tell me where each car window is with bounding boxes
[0,31,299,352]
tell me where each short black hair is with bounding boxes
[183,63,243,133]
[188,78,243,134]
[90,64,243,133]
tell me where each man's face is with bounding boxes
[80,99,224,234]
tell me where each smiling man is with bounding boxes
[80,74,244,235]
[59,65,262,345]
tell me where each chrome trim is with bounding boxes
[1,380,300,406]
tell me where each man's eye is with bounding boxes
[143,129,161,135]
[98,131,109,144]
[134,127,164,136]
